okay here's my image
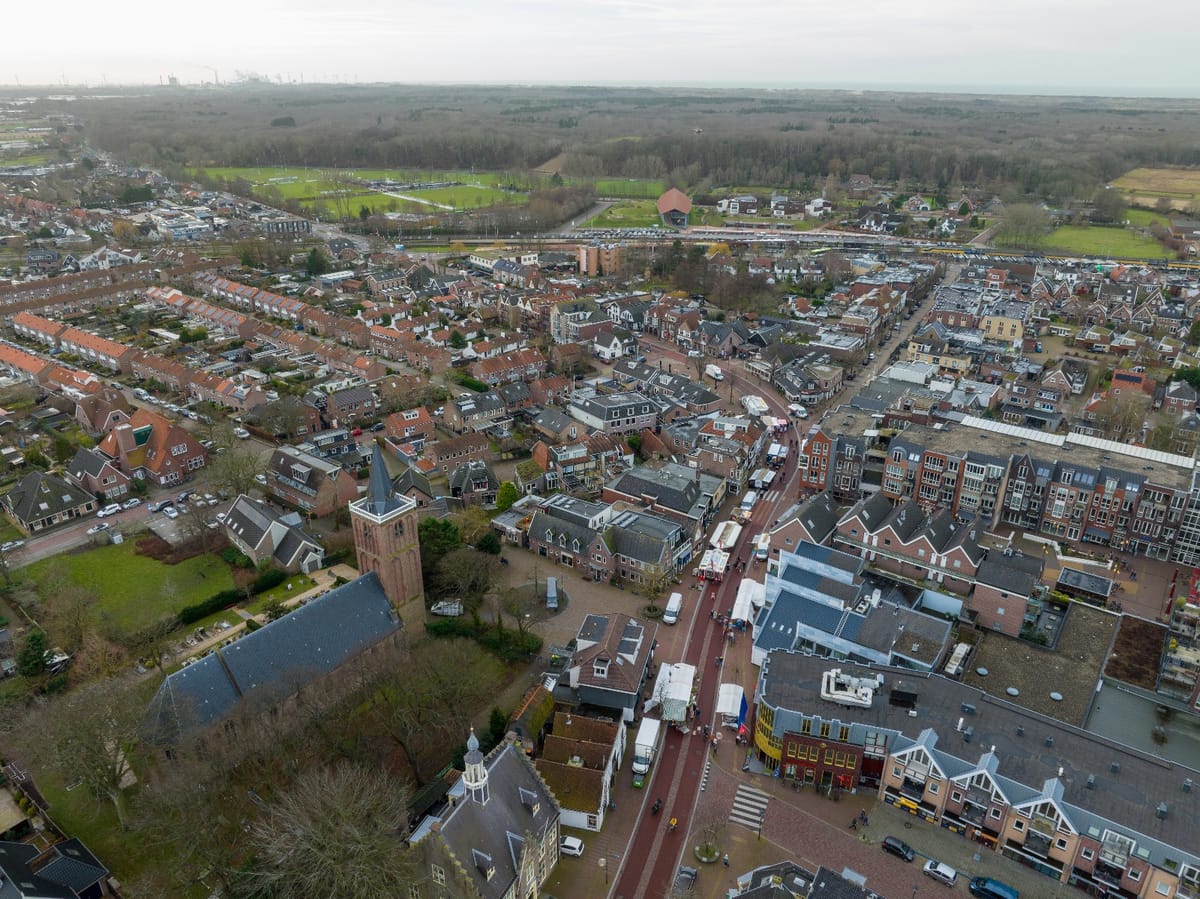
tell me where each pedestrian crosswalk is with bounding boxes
[729,782,770,831]
[762,489,782,503]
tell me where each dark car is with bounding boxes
[882,836,915,862]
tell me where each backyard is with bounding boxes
[24,541,234,636]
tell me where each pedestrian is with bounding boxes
[723,853,730,867]
[849,818,857,831]
[710,609,716,620]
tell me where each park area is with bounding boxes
[584,199,663,229]
[1113,167,1200,209]
[23,538,235,636]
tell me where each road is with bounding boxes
[610,344,802,898]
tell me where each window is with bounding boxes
[1014,820,1025,832]
[951,791,962,803]
[1056,838,1068,849]
[989,808,1002,819]
[819,722,830,738]
[1155,884,1171,896]
[928,782,939,794]
[838,725,850,742]
[893,765,903,778]
[801,719,812,735]
[1129,869,1142,882]
[1081,848,1095,860]
[432,865,446,885]
[409,886,421,899]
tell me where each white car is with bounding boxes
[233,427,251,439]
[121,497,142,510]
[254,473,268,485]
[163,506,179,520]
[96,503,122,518]
[559,836,585,857]
[687,349,701,358]
[86,522,110,536]
[1,540,25,553]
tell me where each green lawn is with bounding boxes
[0,153,50,167]
[25,542,234,636]
[584,199,663,229]
[1124,208,1169,228]
[402,184,521,209]
[1046,225,1171,260]
[583,177,665,198]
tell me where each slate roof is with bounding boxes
[361,444,404,517]
[975,550,1044,595]
[0,837,107,899]
[773,491,842,544]
[572,613,654,696]
[417,742,559,899]
[66,446,114,481]
[146,572,400,739]
[2,471,95,526]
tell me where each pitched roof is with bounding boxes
[656,188,692,215]
[2,471,95,525]
[361,444,404,517]
[146,572,400,739]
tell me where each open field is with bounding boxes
[1113,167,1200,208]
[583,199,663,229]
[1046,224,1171,259]
[1124,208,1170,228]
[25,542,234,635]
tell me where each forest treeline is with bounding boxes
[53,84,1200,202]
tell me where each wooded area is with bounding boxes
[43,84,1200,204]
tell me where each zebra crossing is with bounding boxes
[762,489,782,503]
[729,782,771,831]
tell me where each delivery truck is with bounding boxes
[705,363,724,381]
[631,717,663,785]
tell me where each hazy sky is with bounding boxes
[6,0,1196,97]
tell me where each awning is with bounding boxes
[1083,527,1109,541]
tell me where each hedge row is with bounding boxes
[177,568,289,625]
[425,617,543,663]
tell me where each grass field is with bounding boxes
[1046,225,1171,259]
[1113,167,1200,208]
[26,542,234,635]
[1124,208,1169,228]
[584,199,663,229]
[582,177,665,198]
[0,153,50,167]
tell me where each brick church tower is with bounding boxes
[350,445,424,624]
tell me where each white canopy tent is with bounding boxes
[643,662,696,722]
[731,578,765,622]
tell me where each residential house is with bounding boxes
[970,550,1045,637]
[0,839,111,899]
[449,460,500,508]
[1161,379,1199,417]
[66,446,131,501]
[768,492,844,568]
[223,494,325,574]
[73,386,132,436]
[567,391,659,435]
[535,712,625,832]
[445,392,508,434]
[97,409,208,487]
[555,613,656,722]
[2,471,96,534]
[385,406,436,446]
[592,327,637,362]
[427,432,492,473]
[602,461,725,545]
[469,348,549,386]
[324,386,379,429]
[265,444,359,517]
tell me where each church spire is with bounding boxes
[363,443,402,517]
[462,727,490,805]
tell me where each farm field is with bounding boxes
[1113,167,1200,208]
[25,541,235,636]
[1045,225,1171,259]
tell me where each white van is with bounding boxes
[663,592,683,625]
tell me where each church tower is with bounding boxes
[350,445,424,624]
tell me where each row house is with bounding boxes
[0,342,52,383]
[754,653,1200,899]
[835,494,985,594]
[445,392,507,434]
[130,353,190,392]
[188,373,268,412]
[10,310,66,346]
[385,407,436,446]
[796,422,865,503]
[144,286,260,341]
[601,462,725,546]
[929,285,986,329]
[42,364,103,399]
[58,326,137,372]
[427,432,492,473]
[0,262,155,308]
[469,347,548,386]
[325,386,380,428]
[1041,359,1089,396]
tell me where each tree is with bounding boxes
[495,481,519,513]
[16,630,47,677]
[1092,187,1126,224]
[418,517,461,585]
[305,247,329,278]
[995,204,1052,248]
[476,531,502,555]
[18,679,144,828]
[638,564,673,612]
[206,443,262,498]
[41,584,96,653]
[437,548,499,613]
[449,329,468,350]
[241,763,418,899]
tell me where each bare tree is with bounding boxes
[240,762,418,899]
[206,443,263,498]
[41,583,97,653]
[13,679,146,829]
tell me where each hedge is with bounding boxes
[177,569,286,625]
[252,569,286,593]
[426,617,542,663]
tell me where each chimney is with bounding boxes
[114,422,136,455]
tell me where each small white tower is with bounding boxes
[462,727,490,806]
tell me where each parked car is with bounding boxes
[369,422,385,432]
[559,836,585,857]
[882,836,915,862]
[923,859,958,886]
[163,506,179,520]
[233,427,251,439]
[121,497,142,510]
[350,427,363,436]
[1,540,25,553]
[86,522,110,536]
[175,490,194,503]
[687,349,701,358]
[96,503,121,519]
[254,473,268,485]
[673,865,698,893]
[148,500,173,513]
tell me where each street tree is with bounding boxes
[495,480,519,512]
[206,443,262,498]
[240,762,419,899]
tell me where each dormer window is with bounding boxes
[593,659,610,678]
